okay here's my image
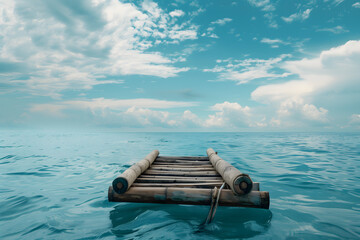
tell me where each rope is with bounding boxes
[204,182,225,224]
[204,186,218,224]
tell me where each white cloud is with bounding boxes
[201,18,232,38]
[247,0,275,11]
[211,18,232,25]
[179,110,203,127]
[353,2,360,8]
[204,102,251,128]
[247,0,277,27]
[260,38,288,48]
[203,55,291,84]
[333,0,344,6]
[29,98,197,127]
[169,27,197,40]
[122,107,171,127]
[28,99,258,129]
[0,0,197,97]
[31,98,196,114]
[282,9,312,23]
[351,114,360,122]
[317,26,348,34]
[277,98,328,123]
[252,40,360,125]
[169,9,185,17]
[261,38,284,44]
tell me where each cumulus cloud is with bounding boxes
[29,98,197,128]
[203,55,291,84]
[179,110,203,127]
[282,9,312,23]
[252,40,360,126]
[28,98,257,129]
[169,9,185,17]
[277,98,328,123]
[204,102,251,128]
[0,0,197,97]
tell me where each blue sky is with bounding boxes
[0,0,360,131]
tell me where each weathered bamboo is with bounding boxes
[207,148,253,195]
[150,166,214,169]
[156,156,209,161]
[253,182,259,191]
[138,175,223,180]
[152,162,213,166]
[132,182,224,188]
[135,178,224,183]
[143,169,220,177]
[150,164,212,168]
[154,159,211,164]
[148,167,215,172]
[108,186,269,209]
[112,150,159,194]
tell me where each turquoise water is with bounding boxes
[0,131,359,239]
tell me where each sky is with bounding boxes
[0,0,360,131]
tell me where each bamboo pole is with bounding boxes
[112,150,159,194]
[207,148,253,195]
[108,186,269,209]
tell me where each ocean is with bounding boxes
[0,130,359,239]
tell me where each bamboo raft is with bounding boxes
[108,148,269,209]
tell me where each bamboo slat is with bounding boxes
[132,182,225,188]
[151,162,214,169]
[156,156,209,161]
[143,170,220,177]
[135,178,225,183]
[152,162,213,166]
[148,167,215,172]
[154,159,212,164]
[137,175,224,180]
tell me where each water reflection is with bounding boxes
[109,203,272,239]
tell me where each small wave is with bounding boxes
[0,155,16,160]
[5,172,55,177]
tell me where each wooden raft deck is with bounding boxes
[108,149,270,209]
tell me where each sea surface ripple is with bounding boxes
[0,131,359,239]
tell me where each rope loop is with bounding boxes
[204,182,225,224]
